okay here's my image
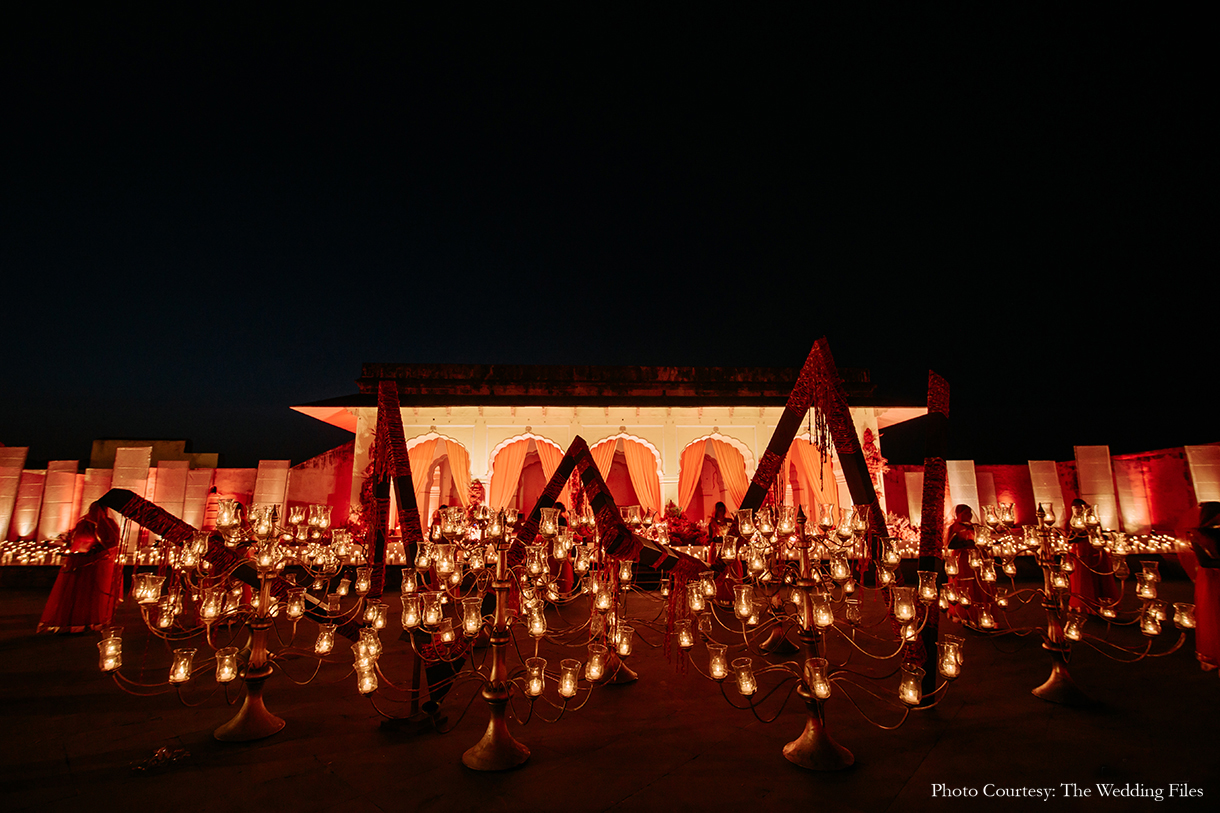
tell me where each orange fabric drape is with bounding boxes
[677,441,708,514]
[622,439,661,516]
[708,438,749,511]
[591,441,617,481]
[489,439,529,509]
[445,441,472,507]
[408,439,439,521]
[533,439,572,509]
[790,438,839,517]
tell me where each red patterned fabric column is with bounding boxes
[376,380,425,598]
[917,372,949,690]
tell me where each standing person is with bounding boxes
[707,501,731,564]
[1180,502,1220,672]
[1066,498,1119,614]
[945,504,984,626]
[38,501,123,633]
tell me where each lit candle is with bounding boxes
[831,556,851,583]
[98,637,122,672]
[708,643,728,680]
[336,578,350,597]
[586,643,607,681]
[813,593,834,628]
[526,657,546,697]
[287,588,306,620]
[215,647,238,683]
[687,582,705,613]
[1174,602,1196,629]
[315,624,336,655]
[899,663,924,705]
[422,592,442,627]
[528,606,547,638]
[700,571,715,598]
[978,609,995,629]
[917,570,938,602]
[436,619,455,644]
[357,667,377,695]
[804,657,831,699]
[355,566,372,595]
[617,625,634,657]
[619,559,634,584]
[734,584,754,620]
[559,659,580,698]
[733,657,756,696]
[676,619,694,650]
[169,648,196,684]
[892,587,916,623]
[1064,613,1085,641]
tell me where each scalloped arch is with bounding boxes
[589,432,664,482]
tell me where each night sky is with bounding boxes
[2,9,1211,470]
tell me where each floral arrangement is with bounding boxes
[663,500,708,546]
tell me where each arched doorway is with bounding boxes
[590,435,661,517]
[677,434,752,518]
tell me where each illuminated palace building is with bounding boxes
[2,362,1216,558]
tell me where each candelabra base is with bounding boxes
[462,695,529,771]
[758,626,799,655]
[605,654,638,684]
[214,672,285,742]
[1032,659,1092,707]
[783,706,854,771]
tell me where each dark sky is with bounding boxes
[2,9,1211,469]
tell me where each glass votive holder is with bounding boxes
[336,577,351,597]
[356,666,377,695]
[938,641,961,679]
[1141,609,1161,637]
[169,648,196,684]
[358,627,382,658]
[286,588,306,620]
[461,597,483,636]
[899,663,924,705]
[528,606,547,638]
[435,618,456,644]
[697,611,712,638]
[559,659,580,698]
[943,556,959,576]
[355,566,372,595]
[215,647,239,683]
[402,594,422,628]
[804,657,831,699]
[707,642,728,680]
[422,592,443,628]
[586,643,608,681]
[891,586,916,623]
[675,618,694,650]
[1064,613,1085,641]
[844,597,862,626]
[917,570,938,602]
[977,608,996,629]
[315,624,336,655]
[733,584,754,620]
[1136,572,1157,600]
[400,568,417,594]
[1174,602,1197,629]
[351,642,377,671]
[616,625,634,657]
[98,637,122,672]
[700,571,716,598]
[733,657,756,696]
[687,582,705,613]
[526,657,547,697]
[133,572,164,604]
[812,592,834,629]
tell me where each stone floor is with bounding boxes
[1,572,1217,812]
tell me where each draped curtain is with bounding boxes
[533,440,572,509]
[622,439,661,515]
[590,440,617,481]
[408,439,439,521]
[789,438,839,517]
[446,441,472,507]
[677,440,708,515]
[489,439,529,509]
[707,438,750,512]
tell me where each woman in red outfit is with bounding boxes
[1179,502,1220,672]
[37,501,123,633]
